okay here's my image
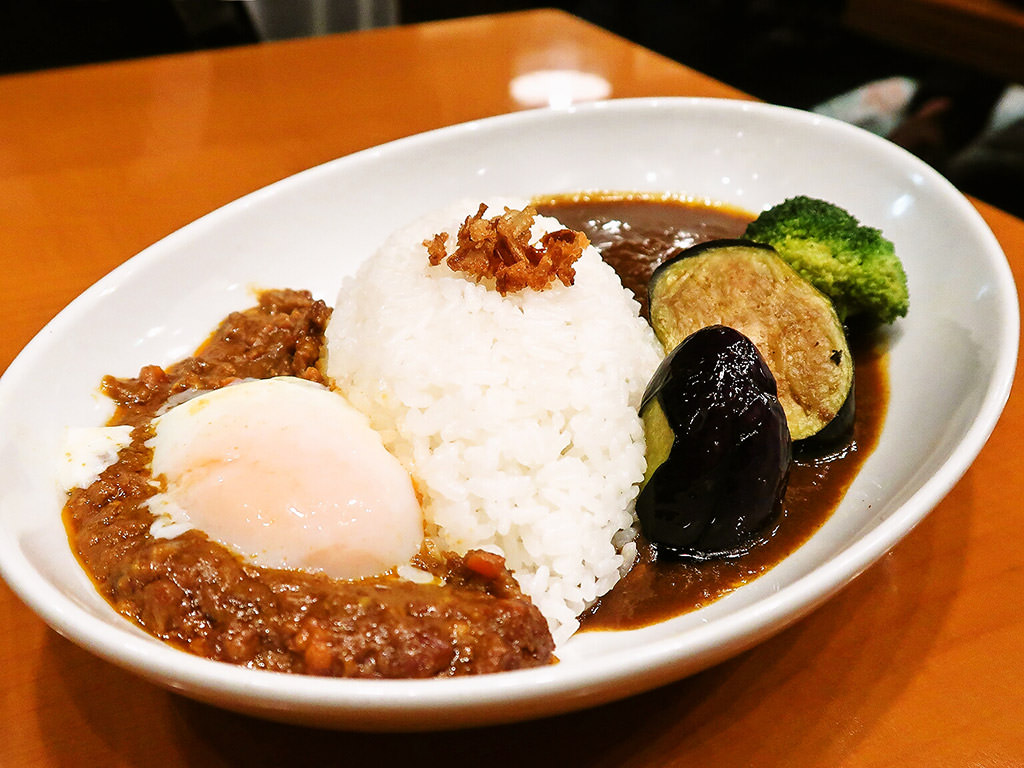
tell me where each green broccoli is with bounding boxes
[743,196,909,325]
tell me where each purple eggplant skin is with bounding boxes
[637,325,793,561]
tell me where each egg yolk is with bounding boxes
[147,376,423,580]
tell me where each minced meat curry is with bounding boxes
[63,290,556,677]
[62,197,887,677]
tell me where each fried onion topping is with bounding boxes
[424,203,588,295]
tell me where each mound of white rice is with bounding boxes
[325,199,663,643]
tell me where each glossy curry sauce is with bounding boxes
[534,194,888,630]
[64,291,555,677]
[65,196,887,662]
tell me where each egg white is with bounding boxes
[64,376,427,581]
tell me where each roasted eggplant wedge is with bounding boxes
[638,325,791,560]
[648,240,853,441]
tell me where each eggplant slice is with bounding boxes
[648,240,853,441]
[638,325,792,560]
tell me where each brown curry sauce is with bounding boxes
[63,291,556,677]
[534,195,887,630]
[63,195,888,673]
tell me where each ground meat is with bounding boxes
[424,203,587,295]
[101,289,331,426]
[64,290,555,677]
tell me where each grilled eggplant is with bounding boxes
[648,239,853,442]
[638,325,791,560]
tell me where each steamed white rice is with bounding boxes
[325,199,663,643]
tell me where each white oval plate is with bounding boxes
[0,98,1017,731]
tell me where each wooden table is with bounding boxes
[845,0,1024,83]
[2,9,1022,766]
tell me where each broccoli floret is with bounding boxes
[744,196,909,325]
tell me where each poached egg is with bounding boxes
[66,376,424,580]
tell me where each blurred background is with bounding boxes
[3,0,1022,217]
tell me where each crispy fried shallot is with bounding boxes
[424,203,588,295]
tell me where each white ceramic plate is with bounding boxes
[0,98,1017,731]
